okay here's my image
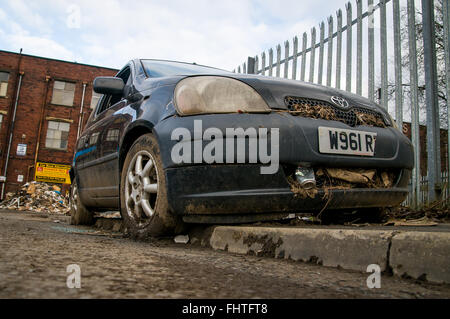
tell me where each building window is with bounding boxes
[0,72,9,97]
[45,121,70,150]
[90,91,102,109]
[51,80,75,106]
[0,114,3,129]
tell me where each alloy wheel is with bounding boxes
[124,150,159,225]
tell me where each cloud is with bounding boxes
[6,34,76,61]
[5,0,53,35]
[0,7,74,61]
[0,0,350,70]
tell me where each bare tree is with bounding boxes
[387,0,447,126]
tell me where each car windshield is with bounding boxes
[141,60,230,78]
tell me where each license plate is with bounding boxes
[318,127,377,156]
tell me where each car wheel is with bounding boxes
[120,133,183,238]
[70,179,94,225]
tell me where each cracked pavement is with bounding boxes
[0,210,449,298]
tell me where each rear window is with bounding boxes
[141,60,230,78]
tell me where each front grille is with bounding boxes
[285,96,387,128]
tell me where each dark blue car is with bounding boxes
[70,59,414,238]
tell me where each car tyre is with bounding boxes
[70,179,94,225]
[120,133,183,239]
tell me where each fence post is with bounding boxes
[284,41,290,79]
[247,57,256,74]
[269,48,274,77]
[327,15,334,87]
[292,36,298,80]
[345,2,352,92]
[336,9,343,89]
[356,0,363,95]
[407,0,421,208]
[380,0,388,110]
[276,44,281,77]
[444,0,450,180]
[301,33,307,81]
[422,0,442,203]
[309,27,316,83]
[393,0,403,127]
[368,0,375,101]
[261,52,266,76]
[318,23,325,85]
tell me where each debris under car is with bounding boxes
[287,167,397,200]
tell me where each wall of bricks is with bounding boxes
[401,123,449,176]
[0,50,118,197]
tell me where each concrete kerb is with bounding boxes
[390,231,450,284]
[209,226,450,284]
[89,215,450,284]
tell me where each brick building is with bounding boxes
[0,50,118,199]
[401,122,449,176]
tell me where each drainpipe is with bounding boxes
[31,75,51,180]
[1,72,24,200]
[1,48,23,200]
[77,83,87,138]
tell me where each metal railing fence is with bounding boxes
[236,0,450,208]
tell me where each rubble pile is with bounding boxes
[0,181,70,214]
[385,204,450,223]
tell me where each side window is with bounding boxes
[0,72,9,97]
[96,67,131,115]
[90,91,102,109]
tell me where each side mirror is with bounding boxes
[93,77,125,95]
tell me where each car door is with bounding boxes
[76,93,110,206]
[80,66,132,208]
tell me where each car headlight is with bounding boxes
[173,76,271,116]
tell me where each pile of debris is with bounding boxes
[0,181,70,214]
[385,203,450,223]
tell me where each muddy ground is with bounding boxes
[0,210,449,299]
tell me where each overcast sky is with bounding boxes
[0,0,351,71]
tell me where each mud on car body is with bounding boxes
[70,59,414,237]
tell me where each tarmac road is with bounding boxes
[1,210,449,299]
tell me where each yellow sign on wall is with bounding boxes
[35,162,71,184]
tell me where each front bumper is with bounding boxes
[156,112,413,221]
[165,164,411,220]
